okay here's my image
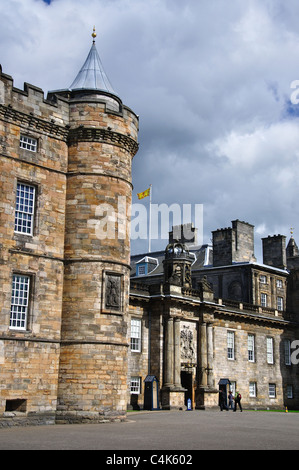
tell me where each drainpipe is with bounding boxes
[148,308,151,375]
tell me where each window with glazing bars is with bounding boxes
[248,334,255,362]
[267,337,274,364]
[269,383,276,398]
[287,385,293,399]
[130,377,141,394]
[130,319,141,352]
[249,382,257,397]
[20,135,37,152]
[10,275,30,330]
[261,293,267,307]
[14,183,36,235]
[227,331,235,360]
[277,296,283,311]
[260,275,267,284]
[284,339,291,365]
[276,279,283,288]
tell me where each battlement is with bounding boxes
[0,65,139,148]
[0,65,70,126]
[214,227,233,233]
[214,220,254,232]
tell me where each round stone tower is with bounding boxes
[52,30,139,423]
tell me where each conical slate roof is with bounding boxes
[287,236,299,258]
[69,40,118,96]
[48,29,120,107]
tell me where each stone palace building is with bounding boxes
[0,31,299,426]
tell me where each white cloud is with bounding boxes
[212,120,299,170]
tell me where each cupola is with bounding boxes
[163,241,193,290]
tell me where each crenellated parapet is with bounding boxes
[0,65,69,125]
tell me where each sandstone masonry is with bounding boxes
[0,36,139,425]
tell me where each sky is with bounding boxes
[1,0,299,259]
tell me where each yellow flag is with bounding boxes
[137,187,150,200]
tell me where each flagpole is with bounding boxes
[148,184,152,253]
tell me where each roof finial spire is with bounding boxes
[92,26,97,44]
[291,227,294,238]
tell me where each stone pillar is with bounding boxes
[196,319,218,409]
[162,315,186,410]
[164,317,174,387]
[270,276,275,309]
[207,323,214,388]
[200,322,208,386]
[174,318,181,388]
[254,272,258,305]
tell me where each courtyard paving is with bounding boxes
[0,409,298,452]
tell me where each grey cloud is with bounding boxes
[1,0,299,257]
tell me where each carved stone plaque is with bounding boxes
[180,325,195,362]
[105,274,121,311]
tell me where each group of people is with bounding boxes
[219,389,242,412]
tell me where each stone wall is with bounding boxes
[126,290,299,411]
[0,65,139,424]
[57,93,138,421]
[0,69,68,422]
[212,315,299,409]
[127,301,149,409]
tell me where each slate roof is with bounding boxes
[68,41,118,96]
[130,244,212,281]
[49,30,119,98]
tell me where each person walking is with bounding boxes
[228,390,234,410]
[234,391,242,412]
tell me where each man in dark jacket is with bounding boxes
[234,391,242,412]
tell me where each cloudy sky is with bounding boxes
[1,0,299,258]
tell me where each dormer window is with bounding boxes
[135,256,158,277]
[137,264,147,276]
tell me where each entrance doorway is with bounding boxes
[218,378,231,410]
[181,371,193,409]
